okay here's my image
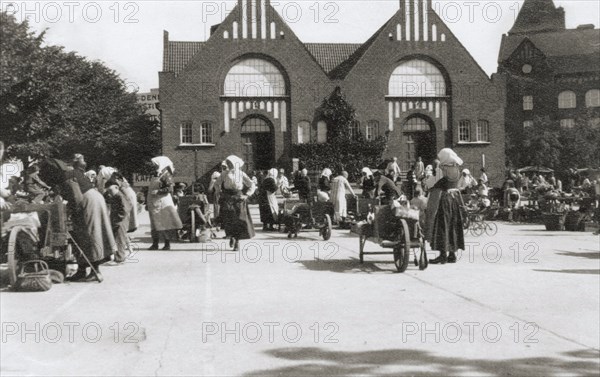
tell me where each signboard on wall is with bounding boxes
[132,173,154,187]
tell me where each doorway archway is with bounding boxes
[241,117,275,172]
[401,115,437,170]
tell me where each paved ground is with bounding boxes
[1,207,599,376]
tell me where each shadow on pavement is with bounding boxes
[298,259,395,274]
[243,347,600,376]
[556,251,600,260]
[533,269,600,275]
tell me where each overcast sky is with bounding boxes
[5,0,598,92]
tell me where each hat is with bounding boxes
[104,179,119,188]
[437,148,463,166]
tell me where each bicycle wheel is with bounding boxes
[471,222,484,237]
[484,222,498,236]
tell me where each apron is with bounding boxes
[147,177,183,231]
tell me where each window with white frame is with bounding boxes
[297,121,310,144]
[523,120,533,128]
[523,95,533,110]
[585,89,600,108]
[180,122,193,144]
[388,59,446,97]
[366,120,379,141]
[476,120,489,142]
[560,118,575,129]
[349,120,361,139]
[458,120,471,142]
[558,91,576,109]
[200,122,213,144]
[316,121,327,143]
[224,58,286,97]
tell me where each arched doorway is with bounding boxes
[402,116,436,170]
[241,117,275,172]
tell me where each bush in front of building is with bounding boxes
[292,87,388,181]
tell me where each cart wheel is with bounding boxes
[7,228,20,286]
[394,220,411,273]
[484,222,498,236]
[419,243,428,270]
[322,214,332,241]
[359,235,366,263]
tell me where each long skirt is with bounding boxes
[148,192,183,232]
[113,216,130,262]
[220,191,255,240]
[259,192,278,224]
[122,186,139,232]
[73,189,117,262]
[332,194,347,222]
[426,188,464,253]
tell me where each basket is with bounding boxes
[543,213,566,231]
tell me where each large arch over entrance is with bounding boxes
[401,115,437,171]
[240,116,275,172]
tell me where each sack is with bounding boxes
[14,260,52,292]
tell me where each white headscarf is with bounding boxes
[152,156,174,174]
[268,168,278,179]
[226,155,244,171]
[321,168,332,178]
[96,166,116,191]
[362,167,373,177]
[462,169,471,176]
[438,148,463,166]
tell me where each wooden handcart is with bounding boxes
[279,199,333,240]
[352,205,428,272]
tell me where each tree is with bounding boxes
[293,87,387,180]
[0,11,160,176]
[520,115,562,168]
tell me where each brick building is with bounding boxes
[498,0,600,141]
[160,0,505,183]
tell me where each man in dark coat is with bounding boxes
[373,170,403,205]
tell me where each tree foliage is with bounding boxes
[0,11,160,176]
[293,87,387,181]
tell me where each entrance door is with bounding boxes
[241,117,275,172]
[402,116,437,170]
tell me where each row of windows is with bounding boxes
[523,90,600,110]
[523,118,600,129]
[458,120,489,143]
[180,122,214,145]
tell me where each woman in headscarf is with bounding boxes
[208,161,228,227]
[66,154,116,282]
[360,167,376,198]
[317,168,332,202]
[217,155,256,250]
[111,171,139,233]
[457,169,476,193]
[330,171,356,224]
[147,157,182,251]
[96,166,116,194]
[258,168,279,231]
[425,148,465,265]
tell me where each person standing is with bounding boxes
[218,155,256,250]
[426,148,465,265]
[479,168,489,186]
[67,154,116,282]
[259,168,279,231]
[330,171,356,224]
[104,180,131,264]
[360,167,376,199]
[278,168,291,198]
[147,157,182,251]
[317,168,332,202]
[111,171,139,234]
[415,157,425,180]
[386,157,402,183]
[295,168,312,201]
[208,161,227,226]
[406,165,418,200]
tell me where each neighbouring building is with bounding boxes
[498,0,600,139]
[160,0,505,183]
[137,88,160,121]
